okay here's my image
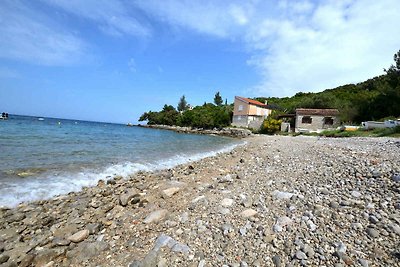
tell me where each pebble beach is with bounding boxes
[1,135,400,267]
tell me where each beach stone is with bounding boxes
[67,229,89,243]
[143,209,168,224]
[273,216,293,232]
[219,175,233,183]
[366,228,379,238]
[33,248,66,267]
[393,174,400,182]
[0,254,10,264]
[18,254,34,267]
[0,228,18,241]
[296,251,307,260]
[162,187,180,198]
[52,237,70,246]
[221,198,234,207]
[351,191,362,198]
[273,191,295,199]
[66,241,108,263]
[240,209,257,218]
[272,255,281,267]
[358,259,369,267]
[120,190,139,206]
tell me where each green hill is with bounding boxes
[256,50,400,123]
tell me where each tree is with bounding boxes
[177,95,188,112]
[214,92,223,106]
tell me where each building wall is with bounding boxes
[233,98,250,116]
[295,115,339,132]
[232,115,265,129]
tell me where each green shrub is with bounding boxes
[260,118,282,134]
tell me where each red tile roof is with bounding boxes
[236,96,267,107]
[296,108,339,116]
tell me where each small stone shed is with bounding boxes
[295,108,340,133]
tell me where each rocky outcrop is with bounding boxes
[140,125,253,138]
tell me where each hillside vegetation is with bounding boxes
[257,50,400,123]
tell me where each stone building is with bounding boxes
[295,108,340,133]
[231,96,273,129]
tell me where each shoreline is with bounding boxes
[1,135,400,266]
[137,124,253,138]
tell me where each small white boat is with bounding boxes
[1,112,9,120]
[38,118,44,121]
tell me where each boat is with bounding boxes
[126,123,134,127]
[38,118,44,121]
[1,112,8,120]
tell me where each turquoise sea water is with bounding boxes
[0,115,241,207]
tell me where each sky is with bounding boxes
[0,0,399,124]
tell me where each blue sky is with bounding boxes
[1,0,399,123]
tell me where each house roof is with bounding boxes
[296,108,339,116]
[236,96,268,108]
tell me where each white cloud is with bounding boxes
[43,0,150,37]
[135,0,258,37]
[136,0,400,97]
[0,1,87,65]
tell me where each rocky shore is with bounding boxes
[138,125,253,138]
[1,136,400,267]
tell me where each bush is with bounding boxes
[260,118,282,134]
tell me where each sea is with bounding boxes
[0,115,242,208]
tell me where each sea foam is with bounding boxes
[0,142,244,208]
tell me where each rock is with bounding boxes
[153,234,190,253]
[388,224,400,235]
[329,201,340,209]
[366,228,379,238]
[86,223,102,234]
[66,241,108,263]
[358,259,369,267]
[0,254,9,264]
[129,260,142,267]
[33,248,66,267]
[67,229,89,243]
[296,250,307,260]
[52,237,71,246]
[273,216,293,232]
[351,191,362,198]
[220,198,234,207]
[18,254,34,267]
[369,215,379,224]
[162,187,180,198]
[240,209,257,218]
[198,259,206,267]
[120,190,139,206]
[273,191,295,199]
[319,188,330,195]
[393,174,400,182]
[272,255,281,267]
[219,175,233,183]
[0,228,18,241]
[143,209,168,224]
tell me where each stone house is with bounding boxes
[295,108,340,133]
[232,96,273,129]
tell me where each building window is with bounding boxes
[302,116,312,124]
[238,105,243,111]
[324,117,334,125]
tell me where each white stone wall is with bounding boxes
[295,115,339,133]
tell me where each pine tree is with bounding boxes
[214,92,223,106]
[177,95,188,112]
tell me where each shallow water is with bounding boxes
[0,115,241,207]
